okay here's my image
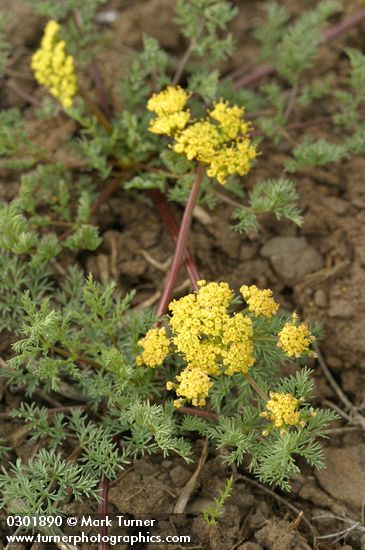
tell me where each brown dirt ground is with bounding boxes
[1,0,365,549]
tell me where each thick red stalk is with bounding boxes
[177,406,218,420]
[149,189,201,289]
[156,164,204,317]
[89,60,113,119]
[234,7,365,89]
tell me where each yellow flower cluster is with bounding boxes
[147,86,257,184]
[31,20,78,108]
[136,327,170,367]
[240,284,279,318]
[147,86,191,136]
[170,368,213,408]
[167,280,255,406]
[278,317,316,358]
[261,392,301,431]
[136,281,315,409]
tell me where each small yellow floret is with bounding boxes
[173,367,212,407]
[278,320,315,358]
[261,392,301,429]
[136,327,170,368]
[240,284,279,318]
[31,20,78,108]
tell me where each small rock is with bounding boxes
[239,243,258,261]
[326,355,342,370]
[260,237,323,285]
[328,299,354,318]
[315,445,365,509]
[189,497,214,514]
[169,465,191,487]
[314,289,328,308]
[355,227,365,267]
[237,543,263,550]
[133,459,155,476]
[248,502,269,529]
[255,519,311,550]
[325,196,350,215]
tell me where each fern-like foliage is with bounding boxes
[232,179,303,233]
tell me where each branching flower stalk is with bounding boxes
[156,163,204,316]
[146,85,257,314]
[149,189,202,288]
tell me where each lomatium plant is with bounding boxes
[2,0,362,532]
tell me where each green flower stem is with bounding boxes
[50,345,102,370]
[78,86,112,133]
[156,163,205,317]
[172,38,197,86]
[244,373,269,403]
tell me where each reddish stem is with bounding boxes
[234,62,274,89]
[176,406,218,420]
[156,164,204,317]
[79,87,112,133]
[234,7,365,89]
[5,80,41,107]
[249,115,333,138]
[89,60,113,119]
[90,172,127,216]
[322,7,365,42]
[149,189,201,289]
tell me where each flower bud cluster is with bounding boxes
[32,20,78,108]
[278,314,316,358]
[261,392,301,432]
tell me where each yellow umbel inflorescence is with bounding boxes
[170,368,213,408]
[147,86,191,136]
[136,327,170,368]
[240,284,279,318]
[147,86,257,184]
[278,317,316,358]
[261,392,301,431]
[147,86,190,117]
[31,20,78,108]
[169,280,254,378]
[136,281,314,408]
